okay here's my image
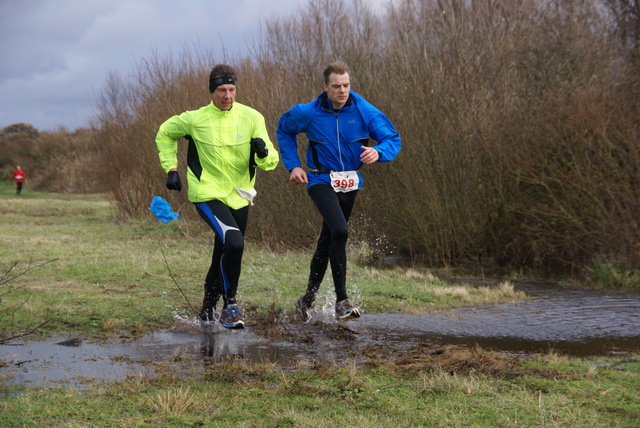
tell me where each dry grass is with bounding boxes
[101,318,126,333]
[145,387,197,416]
[429,281,526,306]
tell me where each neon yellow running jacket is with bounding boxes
[156,101,279,208]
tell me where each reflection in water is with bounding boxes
[197,330,301,364]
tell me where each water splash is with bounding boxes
[170,308,191,321]
[304,288,335,324]
[169,309,223,334]
[304,282,364,323]
[349,283,363,315]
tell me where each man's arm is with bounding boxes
[368,113,401,163]
[276,107,307,172]
[155,113,190,172]
[353,92,401,162]
[251,114,280,171]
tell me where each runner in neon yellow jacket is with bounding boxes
[155,64,279,329]
[156,97,279,208]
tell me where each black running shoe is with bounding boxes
[198,306,218,325]
[294,296,312,322]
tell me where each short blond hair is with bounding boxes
[323,61,350,84]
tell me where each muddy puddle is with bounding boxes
[1,281,639,390]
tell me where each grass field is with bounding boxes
[1,185,639,427]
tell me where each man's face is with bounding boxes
[212,84,236,111]
[324,72,350,110]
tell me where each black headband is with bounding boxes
[209,76,236,93]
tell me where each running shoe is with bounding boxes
[198,306,218,325]
[335,299,361,320]
[219,304,245,329]
[294,296,312,322]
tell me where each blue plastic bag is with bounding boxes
[150,196,180,223]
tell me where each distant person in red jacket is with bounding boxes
[12,166,26,195]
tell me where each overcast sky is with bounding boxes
[0,0,389,132]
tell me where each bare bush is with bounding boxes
[94,50,212,219]
[0,124,107,194]
[92,0,640,277]
[0,261,54,343]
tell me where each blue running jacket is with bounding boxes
[276,91,401,189]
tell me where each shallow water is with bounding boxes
[0,328,305,390]
[358,282,640,355]
[1,281,638,390]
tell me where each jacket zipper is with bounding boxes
[335,111,345,171]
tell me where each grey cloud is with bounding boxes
[0,0,391,131]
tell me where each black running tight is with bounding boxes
[194,200,248,308]
[303,184,358,305]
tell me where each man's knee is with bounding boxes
[332,225,349,244]
[225,231,245,255]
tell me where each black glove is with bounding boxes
[165,170,182,191]
[250,138,269,159]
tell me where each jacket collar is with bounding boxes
[319,91,353,112]
[209,102,234,114]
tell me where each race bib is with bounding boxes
[330,171,359,193]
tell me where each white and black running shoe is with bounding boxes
[335,299,361,321]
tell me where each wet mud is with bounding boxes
[1,281,639,391]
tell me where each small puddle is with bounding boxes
[1,282,639,390]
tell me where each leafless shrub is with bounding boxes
[0,260,54,343]
[92,0,640,277]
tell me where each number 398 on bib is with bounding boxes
[330,171,359,193]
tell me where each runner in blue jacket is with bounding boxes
[277,61,401,321]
